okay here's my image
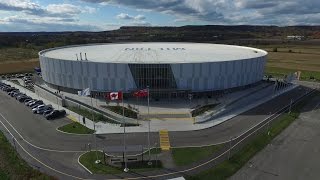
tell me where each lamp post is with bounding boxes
[147,86,152,165]
[123,93,129,172]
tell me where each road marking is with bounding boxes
[150,117,193,121]
[67,114,79,122]
[159,130,170,151]
[0,113,91,180]
[0,112,85,153]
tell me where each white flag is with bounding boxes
[80,88,90,96]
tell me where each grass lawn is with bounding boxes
[66,106,119,124]
[100,105,138,119]
[79,151,162,175]
[58,122,94,134]
[191,104,219,117]
[186,91,318,180]
[0,131,55,179]
[172,144,223,166]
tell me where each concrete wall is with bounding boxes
[34,85,64,107]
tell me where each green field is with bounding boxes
[0,131,54,179]
[58,122,95,134]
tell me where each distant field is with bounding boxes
[0,60,39,75]
[0,48,38,63]
[254,45,320,80]
[0,47,40,75]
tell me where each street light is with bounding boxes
[147,86,152,165]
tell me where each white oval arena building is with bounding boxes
[39,43,267,96]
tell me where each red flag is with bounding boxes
[106,91,123,100]
[133,89,148,97]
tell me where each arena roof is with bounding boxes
[40,43,267,64]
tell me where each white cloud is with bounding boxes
[0,0,100,31]
[82,0,320,25]
[116,13,146,20]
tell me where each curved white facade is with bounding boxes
[39,43,267,93]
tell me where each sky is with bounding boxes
[0,0,319,32]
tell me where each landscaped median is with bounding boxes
[79,151,162,175]
[57,122,94,135]
[66,106,139,126]
[185,91,319,180]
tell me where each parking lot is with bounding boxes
[0,81,66,120]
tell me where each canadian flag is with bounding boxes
[133,89,148,97]
[106,91,123,100]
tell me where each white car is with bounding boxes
[32,104,45,113]
[33,105,52,114]
[26,99,36,106]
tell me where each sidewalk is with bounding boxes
[1,79,298,134]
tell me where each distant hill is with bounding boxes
[0,25,319,49]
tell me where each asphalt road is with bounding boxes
[0,85,313,179]
[230,93,320,180]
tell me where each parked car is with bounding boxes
[8,90,19,96]
[29,100,43,107]
[19,96,31,103]
[36,105,53,114]
[43,108,54,116]
[24,99,33,103]
[30,101,44,109]
[26,99,37,106]
[45,110,66,120]
[32,104,45,113]
[15,94,27,100]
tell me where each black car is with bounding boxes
[19,96,31,103]
[45,110,66,120]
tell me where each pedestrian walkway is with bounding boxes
[1,79,299,134]
[159,130,170,151]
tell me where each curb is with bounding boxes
[78,152,93,174]
[55,127,93,136]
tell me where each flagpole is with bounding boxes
[147,86,151,164]
[123,92,129,172]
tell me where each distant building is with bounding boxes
[287,36,305,40]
